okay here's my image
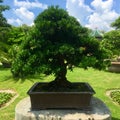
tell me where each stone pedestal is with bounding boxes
[15,97,111,120]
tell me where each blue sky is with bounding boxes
[2,0,120,31]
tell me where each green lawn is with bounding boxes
[0,68,120,120]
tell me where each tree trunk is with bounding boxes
[49,56,71,89]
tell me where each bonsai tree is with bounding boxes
[11,6,111,89]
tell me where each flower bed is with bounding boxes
[0,92,14,108]
[0,89,18,109]
[110,91,120,105]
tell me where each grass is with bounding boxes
[0,68,120,120]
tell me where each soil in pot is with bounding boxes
[31,81,95,93]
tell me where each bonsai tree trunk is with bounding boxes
[54,64,69,87]
[49,56,71,88]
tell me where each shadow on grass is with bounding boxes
[0,73,45,83]
[112,117,120,120]
[0,68,51,84]
[13,74,45,83]
[0,75,13,81]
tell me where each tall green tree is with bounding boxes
[0,0,11,67]
[101,17,120,57]
[111,16,120,30]
[0,0,10,27]
[102,30,120,56]
[11,6,111,87]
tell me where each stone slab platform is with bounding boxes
[15,97,111,120]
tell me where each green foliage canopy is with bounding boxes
[11,6,111,79]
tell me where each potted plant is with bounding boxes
[11,6,111,110]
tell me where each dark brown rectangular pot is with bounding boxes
[27,82,95,110]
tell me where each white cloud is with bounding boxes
[7,18,22,25]
[91,0,113,12]
[14,7,35,25]
[86,0,119,31]
[66,0,93,25]
[8,0,48,26]
[66,0,120,31]
[86,13,114,31]
[14,0,48,9]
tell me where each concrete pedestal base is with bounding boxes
[15,97,111,120]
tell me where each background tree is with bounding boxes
[0,0,10,27]
[8,24,31,60]
[111,16,120,30]
[0,0,11,67]
[102,16,120,57]
[102,30,120,56]
[11,6,111,88]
